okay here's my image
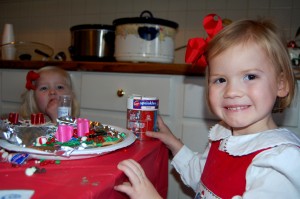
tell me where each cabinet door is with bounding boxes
[182,121,212,152]
[68,71,82,104]
[183,77,218,120]
[1,70,26,103]
[0,70,27,114]
[80,73,173,116]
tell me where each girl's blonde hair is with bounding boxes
[206,18,296,113]
[19,66,80,119]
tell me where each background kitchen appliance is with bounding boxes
[113,10,178,63]
[69,24,115,61]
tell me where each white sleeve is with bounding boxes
[171,144,210,191]
[236,144,300,199]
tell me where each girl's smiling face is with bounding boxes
[208,41,289,135]
[34,70,72,114]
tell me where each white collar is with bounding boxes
[208,123,300,156]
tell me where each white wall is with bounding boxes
[0,0,300,63]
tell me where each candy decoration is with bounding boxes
[81,177,89,185]
[35,167,46,173]
[0,149,9,162]
[55,160,61,164]
[56,124,74,142]
[77,118,90,137]
[81,136,88,142]
[40,160,55,166]
[25,166,47,176]
[8,112,19,124]
[25,167,37,176]
[8,153,29,165]
[35,136,48,146]
[31,113,46,125]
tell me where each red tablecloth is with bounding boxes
[0,140,168,199]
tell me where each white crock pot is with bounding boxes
[113,10,178,63]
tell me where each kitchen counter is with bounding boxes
[0,60,206,76]
[1,60,299,79]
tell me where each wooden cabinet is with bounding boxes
[0,70,27,114]
[1,68,300,199]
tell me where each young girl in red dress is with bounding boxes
[114,14,300,199]
[19,66,79,123]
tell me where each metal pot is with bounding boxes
[113,10,178,63]
[69,24,115,61]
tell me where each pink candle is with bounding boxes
[77,118,90,137]
[56,124,74,142]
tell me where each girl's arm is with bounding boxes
[45,98,58,123]
[147,115,208,191]
[241,145,300,198]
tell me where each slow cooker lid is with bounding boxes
[113,10,178,29]
[70,24,115,31]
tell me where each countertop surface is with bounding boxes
[0,60,206,76]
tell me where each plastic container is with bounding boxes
[127,95,159,140]
[58,95,72,118]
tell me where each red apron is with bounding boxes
[200,140,268,198]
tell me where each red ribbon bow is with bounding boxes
[185,14,223,68]
[26,71,40,90]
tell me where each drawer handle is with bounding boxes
[117,89,125,97]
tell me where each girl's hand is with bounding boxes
[114,159,162,199]
[45,98,58,123]
[146,116,184,156]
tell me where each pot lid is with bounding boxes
[70,24,115,31]
[113,10,178,29]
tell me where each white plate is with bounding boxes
[0,125,136,160]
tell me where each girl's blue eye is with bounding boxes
[244,74,257,80]
[215,78,226,84]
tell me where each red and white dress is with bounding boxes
[171,123,300,199]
